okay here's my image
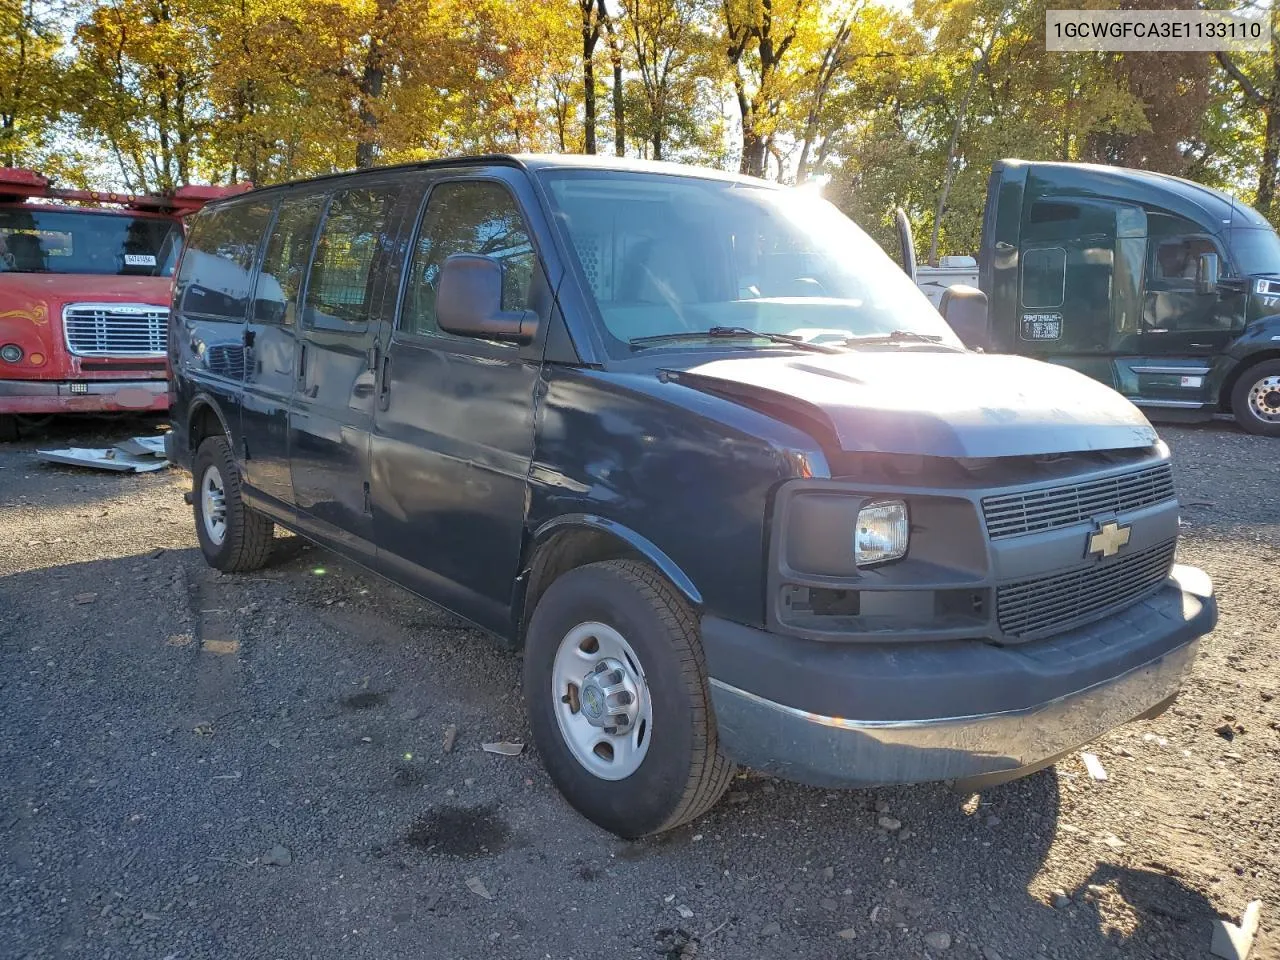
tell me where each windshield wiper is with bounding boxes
[629,326,843,354]
[844,330,957,348]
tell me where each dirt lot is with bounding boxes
[1,417,1277,960]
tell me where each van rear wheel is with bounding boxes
[1231,359,1280,437]
[523,559,735,838]
[192,436,274,572]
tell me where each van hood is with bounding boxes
[671,350,1158,459]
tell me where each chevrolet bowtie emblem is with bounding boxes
[1087,521,1131,559]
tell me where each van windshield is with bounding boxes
[0,207,183,277]
[540,170,957,351]
[1228,227,1280,277]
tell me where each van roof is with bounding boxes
[201,154,776,209]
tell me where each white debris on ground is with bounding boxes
[37,435,169,473]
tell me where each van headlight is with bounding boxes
[854,500,909,567]
[781,492,910,576]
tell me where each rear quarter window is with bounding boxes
[179,199,275,321]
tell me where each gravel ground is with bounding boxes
[1,416,1277,960]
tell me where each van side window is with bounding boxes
[400,181,535,339]
[304,185,402,330]
[255,194,324,325]
[179,200,274,320]
[1020,247,1066,309]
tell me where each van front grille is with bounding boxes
[982,463,1175,539]
[63,303,168,357]
[996,538,1176,641]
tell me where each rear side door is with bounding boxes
[370,170,551,633]
[171,198,274,449]
[289,179,406,563]
[240,191,325,514]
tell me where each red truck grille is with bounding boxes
[63,303,168,358]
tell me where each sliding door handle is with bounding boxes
[377,354,392,411]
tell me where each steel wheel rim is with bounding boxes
[201,464,228,546]
[551,621,653,781]
[1248,374,1280,423]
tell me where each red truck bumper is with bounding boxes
[0,379,169,415]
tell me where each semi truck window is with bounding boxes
[304,185,403,331]
[1153,236,1217,283]
[255,193,325,326]
[1020,247,1066,308]
[179,200,274,321]
[399,180,535,340]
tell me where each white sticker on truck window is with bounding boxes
[1020,312,1063,341]
[124,254,157,266]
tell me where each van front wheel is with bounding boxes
[192,436,274,572]
[1231,359,1280,437]
[523,560,734,838]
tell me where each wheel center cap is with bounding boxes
[581,684,605,720]
[577,658,639,732]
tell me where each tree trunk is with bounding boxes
[581,1,599,154]
[1260,100,1280,216]
[927,11,1002,265]
[355,47,385,168]
[598,0,625,156]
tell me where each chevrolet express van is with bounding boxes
[166,155,1217,838]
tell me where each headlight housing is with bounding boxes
[0,343,22,363]
[854,500,909,567]
[781,491,910,576]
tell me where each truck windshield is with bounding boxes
[0,208,183,277]
[1228,227,1280,276]
[540,170,958,351]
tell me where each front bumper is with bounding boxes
[704,565,1215,788]
[0,379,168,415]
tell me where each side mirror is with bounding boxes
[1196,252,1220,296]
[939,284,989,350]
[436,254,538,343]
[894,207,917,282]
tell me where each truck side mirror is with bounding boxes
[894,207,916,282]
[436,254,538,344]
[939,284,989,350]
[1196,252,1219,296]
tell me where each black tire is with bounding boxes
[523,559,735,838]
[192,435,274,572]
[0,415,18,442]
[1231,358,1280,437]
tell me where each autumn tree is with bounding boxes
[1216,3,1280,216]
[70,0,214,192]
[623,0,712,159]
[0,0,65,169]
[721,0,813,177]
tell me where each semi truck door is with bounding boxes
[1142,212,1243,357]
[1018,200,1118,355]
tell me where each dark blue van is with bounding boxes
[166,155,1216,838]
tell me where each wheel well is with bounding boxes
[1220,351,1280,410]
[188,402,226,451]
[517,528,645,646]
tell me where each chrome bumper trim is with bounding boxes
[709,639,1199,788]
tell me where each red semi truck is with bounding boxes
[0,168,247,441]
